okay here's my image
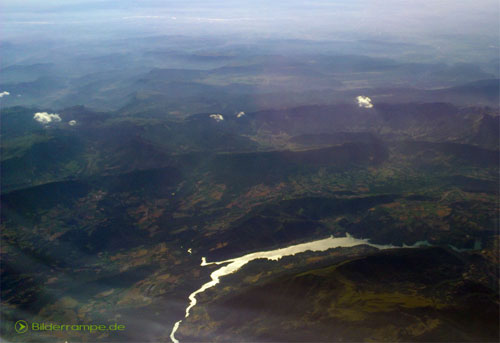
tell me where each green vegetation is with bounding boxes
[1,102,498,341]
[179,248,498,342]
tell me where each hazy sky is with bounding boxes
[1,0,498,42]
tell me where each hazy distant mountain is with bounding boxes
[1,2,499,342]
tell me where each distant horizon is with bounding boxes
[2,1,498,42]
[1,2,499,342]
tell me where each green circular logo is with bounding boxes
[15,320,28,334]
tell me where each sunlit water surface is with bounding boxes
[169,234,429,343]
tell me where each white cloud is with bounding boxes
[122,15,162,20]
[33,112,62,124]
[0,91,10,98]
[11,21,53,25]
[356,96,373,108]
[189,17,252,23]
[68,120,77,126]
[236,111,246,118]
[209,114,224,122]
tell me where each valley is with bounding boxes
[1,4,499,340]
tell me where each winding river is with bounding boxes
[169,234,429,343]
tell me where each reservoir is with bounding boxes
[169,234,429,343]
